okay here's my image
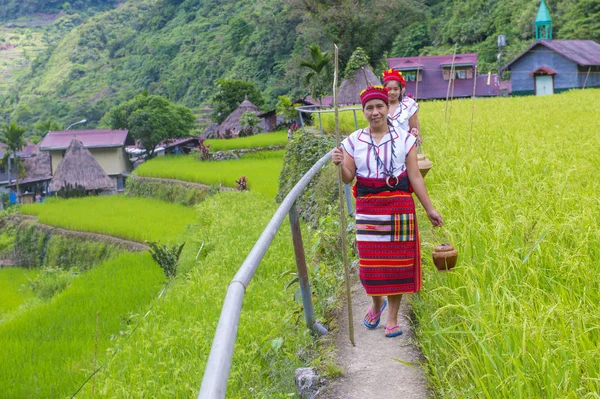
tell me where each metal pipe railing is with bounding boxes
[198,150,334,398]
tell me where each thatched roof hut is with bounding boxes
[217,95,261,135]
[338,65,382,106]
[21,145,51,184]
[49,137,114,193]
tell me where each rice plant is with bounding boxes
[206,131,288,150]
[409,89,600,397]
[135,151,284,198]
[20,196,196,243]
[0,253,164,398]
[84,192,315,398]
[0,268,38,317]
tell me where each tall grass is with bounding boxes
[20,196,196,243]
[135,151,284,198]
[87,192,314,398]
[409,89,600,397]
[0,253,164,398]
[206,131,288,150]
[0,268,38,317]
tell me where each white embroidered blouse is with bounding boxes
[388,97,419,132]
[341,127,417,179]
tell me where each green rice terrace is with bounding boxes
[1,89,599,397]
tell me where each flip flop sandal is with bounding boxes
[385,325,403,338]
[363,300,387,329]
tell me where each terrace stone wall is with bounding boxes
[210,145,285,161]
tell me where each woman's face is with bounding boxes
[385,81,401,103]
[363,99,389,130]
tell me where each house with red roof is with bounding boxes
[39,129,132,191]
[387,53,502,100]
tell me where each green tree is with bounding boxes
[34,120,63,137]
[276,95,299,122]
[210,79,264,124]
[239,112,260,136]
[343,47,370,80]
[300,44,331,104]
[0,123,27,200]
[107,92,195,158]
[391,23,432,57]
[558,0,600,41]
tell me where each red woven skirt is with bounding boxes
[356,190,421,296]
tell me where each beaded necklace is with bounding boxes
[367,125,397,178]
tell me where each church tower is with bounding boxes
[535,0,552,40]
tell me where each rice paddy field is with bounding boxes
[3,89,599,398]
[0,268,38,318]
[321,89,600,397]
[20,196,196,243]
[0,253,165,398]
[2,192,315,398]
[135,150,284,198]
[205,130,288,150]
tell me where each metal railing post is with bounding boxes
[344,184,355,217]
[289,202,327,335]
[318,112,323,135]
[353,109,359,130]
[299,112,305,132]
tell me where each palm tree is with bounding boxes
[0,123,27,202]
[300,45,331,104]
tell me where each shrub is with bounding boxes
[146,241,185,278]
[28,266,79,300]
[277,130,337,226]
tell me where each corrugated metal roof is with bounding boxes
[388,53,500,99]
[39,129,129,150]
[503,40,600,70]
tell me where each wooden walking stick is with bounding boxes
[334,44,355,345]
[444,44,457,124]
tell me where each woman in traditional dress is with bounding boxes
[382,68,421,143]
[332,86,443,338]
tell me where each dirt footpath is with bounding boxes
[323,278,429,398]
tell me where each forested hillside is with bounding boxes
[0,0,118,20]
[1,0,598,131]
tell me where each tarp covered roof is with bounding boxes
[40,129,129,150]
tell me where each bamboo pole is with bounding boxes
[334,44,355,346]
[470,65,478,148]
[415,55,421,101]
[444,44,457,123]
[583,66,592,88]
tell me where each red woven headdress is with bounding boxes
[359,86,390,108]
[382,68,406,87]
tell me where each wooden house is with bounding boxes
[6,144,52,198]
[39,129,131,190]
[387,53,501,100]
[501,0,600,95]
